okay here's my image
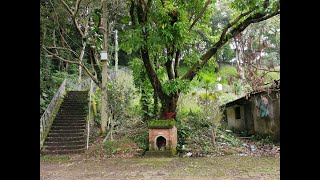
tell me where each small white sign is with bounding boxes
[217,83,222,91]
[100,51,108,60]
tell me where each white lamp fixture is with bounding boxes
[217,83,222,91]
[100,51,108,61]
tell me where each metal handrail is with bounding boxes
[87,79,94,149]
[40,77,97,150]
[40,78,66,149]
[40,76,97,150]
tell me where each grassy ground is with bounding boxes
[40,155,279,180]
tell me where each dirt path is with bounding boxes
[40,155,280,180]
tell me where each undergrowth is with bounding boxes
[40,155,70,162]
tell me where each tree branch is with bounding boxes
[219,10,253,42]
[182,7,280,81]
[229,10,280,37]
[46,46,79,57]
[74,19,85,38]
[43,46,78,64]
[49,0,73,51]
[136,1,168,100]
[60,0,85,38]
[251,64,280,72]
[60,0,74,16]
[189,0,211,31]
[165,59,175,80]
[141,48,168,100]
[174,49,180,78]
[74,0,82,16]
[140,0,149,13]
[81,60,101,88]
[42,46,100,87]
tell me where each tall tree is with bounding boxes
[122,0,280,119]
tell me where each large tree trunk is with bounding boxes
[160,93,179,119]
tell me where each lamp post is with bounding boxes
[100,0,108,134]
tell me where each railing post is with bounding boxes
[87,79,94,150]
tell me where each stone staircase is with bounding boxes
[41,91,88,155]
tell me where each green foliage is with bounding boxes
[216,128,242,146]
[162,79,191,95]
[92,89,102,125]
[119,28,144,54]
[40,68,78,116]
[118,0,279,117]
[128,58,143,87]
[148,119,176,129]
[176,93,226,154]
[40,155,70,163]
[251,134,275,144]
[140,77,155,119]
[219,65,239,81]
[199,93,218,101]
[265,71,280,83]
[107,69,138,127]
[221,46,235,62]
[129,58,155,120]
[90,93,98,116]
[103,138,135,155]
[217,92,239,105]
[131,130,149,151]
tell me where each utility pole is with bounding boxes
[100,0,108,134]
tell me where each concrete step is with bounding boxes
[59,106,87,109]
[44,140,86,147]
[57,112,87,116]
[60,102,87,106]
[63,94,87,97]
[58,111,87,114]
[45,136,85,142]
[49,129,85,134]
[41,148,85,155]
[54,118,86,122]
[59,106,87,110]
[50,125,86,131]
[58,109,87,112]
[55,114,87,117]
[53,121,86,125]
[51,124,86,128]
[55,115,87,119]
[44,144,86,151]
[54,119,86,123]
[41,90,89,155]
[67,92,88,95]
[47,132,85,137]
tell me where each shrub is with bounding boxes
[131,129,149,151]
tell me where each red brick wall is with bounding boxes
[149,126,177,150]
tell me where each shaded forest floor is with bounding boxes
[40,155,279,180]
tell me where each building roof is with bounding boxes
[223,80,280,107]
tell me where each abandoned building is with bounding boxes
[223,81,280,141]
